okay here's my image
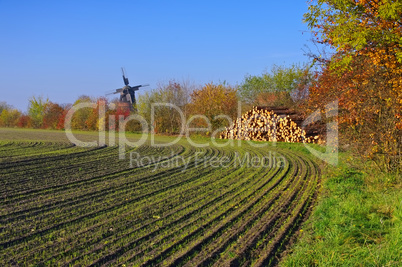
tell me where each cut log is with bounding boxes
[220,106,325,144]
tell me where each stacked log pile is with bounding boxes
[220,106,325,144]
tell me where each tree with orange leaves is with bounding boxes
[305,0,402,171]
[42,102,64,129]
[188,83,238,135]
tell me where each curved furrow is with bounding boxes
[131,150,293,266]
[0,145,200,225]
[251,154,320,267]
[61,150,242,265]
[0,144,184,200]
[0,145,221,253]
[182,151,307,266]
[84,150,274,265]
[0,144,221,264]
[0,142,78,163]
[210,151,314,266]
[0,140,321,266]
[5,147,229,266]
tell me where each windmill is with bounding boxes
[107,68,149,111]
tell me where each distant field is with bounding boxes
[0,128,320,266]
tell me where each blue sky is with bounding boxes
[0,1,313,112]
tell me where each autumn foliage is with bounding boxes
[305,0,402,171]
[42,102,65,129]
[188,83,238,134]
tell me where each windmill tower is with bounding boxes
[107,68,149,112]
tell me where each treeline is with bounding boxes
[0,65,310,135]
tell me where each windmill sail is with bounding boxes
[106,68,149,112]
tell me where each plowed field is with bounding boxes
[0,129,320,266]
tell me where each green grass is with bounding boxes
[281,154,402,266]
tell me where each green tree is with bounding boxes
[0,108,21,127]
[304,0,402,67]
[239,64,308,106]
[70,95,93,130]
[137,80,192,134]
[28,96,49,128]
[0,102,12,115]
